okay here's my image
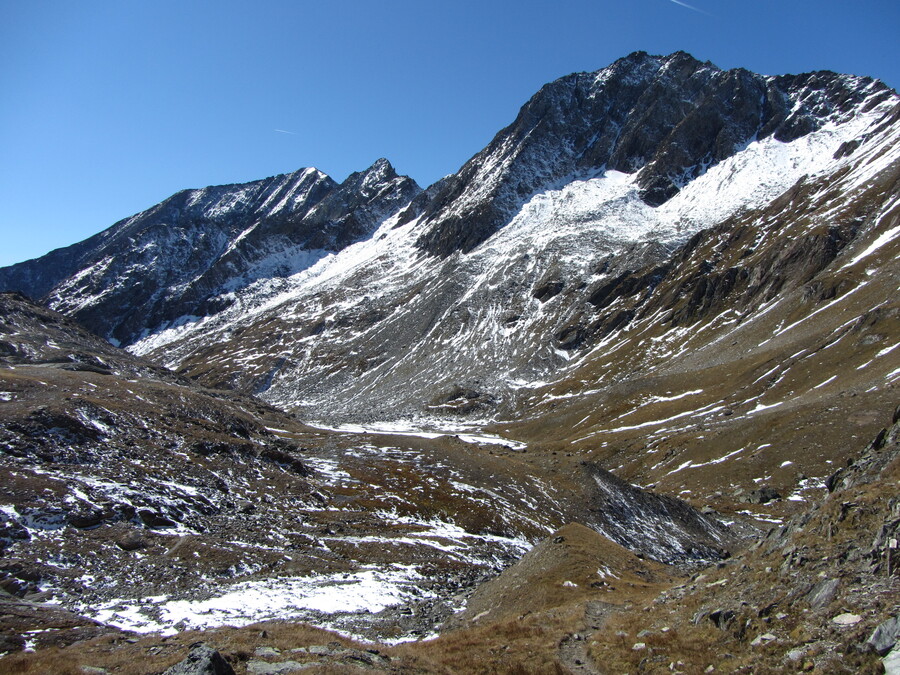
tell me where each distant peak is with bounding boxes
[339,158,420,192]
[295,166,330,181]
[367,157,394,172]
[359,158,399,182]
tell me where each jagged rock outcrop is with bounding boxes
[582,463,733,564]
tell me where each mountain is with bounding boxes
[0,159,420,345]
[410,50,894,256]
[107,51,897,450]
[1,51,899,672]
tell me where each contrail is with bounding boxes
[274,129,298,135]
[669,0,711,15]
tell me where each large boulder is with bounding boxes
[162,644,235,675]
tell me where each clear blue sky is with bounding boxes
[2,0,898,266]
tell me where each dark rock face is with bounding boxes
[0,160,420,345]
[746,487,782,505]
[413,51,893,257]
[582,462,733,565]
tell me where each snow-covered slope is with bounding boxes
[129,67,899,430]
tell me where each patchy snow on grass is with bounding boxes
[837,196,900,270]
[85,565,435,636]
[304,420,526,449]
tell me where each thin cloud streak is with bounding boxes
[669,0,711,15]
[274,129,298,135]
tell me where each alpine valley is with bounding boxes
[1,51,898,674]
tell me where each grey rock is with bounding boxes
[66,507,107,529]
[246,661,312,674]
[307,645,335,656]
[786,648,806,662]
[116,531,147,551]
[832,613,862,626]
[746,487,782,504]
[138,509,178,529]
[805,578,840,609]
[162,644,235,675]
[254,646,282,658]
[750,632,777,646]
[868,616,900,656]
[885,646,900,675]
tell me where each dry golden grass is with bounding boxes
[395,609,577,674]
[0,621,366,675]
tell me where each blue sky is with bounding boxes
[2,0,898,266]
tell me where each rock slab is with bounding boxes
[869,616,900,656]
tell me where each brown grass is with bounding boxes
[0,621,365,675]
[395,608,578,674]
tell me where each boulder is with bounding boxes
[138,509,177,528]
[162,644,235,675]
[67,507,107,529]
[116,530,147,551]
[750,632,777,646]
[832,613,862,626]
[746,487,781,504]
[805,578,839,609]
[885,646,900,675]
[867,616,900,656]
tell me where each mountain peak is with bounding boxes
[365,157,395,174]
[412,53,897,256]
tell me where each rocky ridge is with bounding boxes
[0,159,420,345]
[411,50,894,256]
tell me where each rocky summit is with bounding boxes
[0,51,898,674]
